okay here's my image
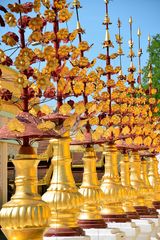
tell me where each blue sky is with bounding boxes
[69,0,160,76]
[1,0,160,78]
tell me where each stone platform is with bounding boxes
[84,228,125,240]
[44,237,91,240]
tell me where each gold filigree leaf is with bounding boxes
[74,102,85,115]
[41,105,53,115]
[105,65,114,73]
[156,146,160,153]
[89,117,99,125]
[8,119,25,133]
[103,126,113,138]
[152,137,159,147]
[101,117,110,125]
[37,121,55,131]
[96,102,105,112]
[29,108,38,117]
[125,138,133,145]
[111,115,121,125]
[73,81,84,95]
[113,127,120,138]
[85,82,95,95]
[97,54,106,60]
[92,126,104,140]
[151,88,157,95]
[59,103,72,115]
[150,132,158,140]
[121,126,130,135]
[88,103,97,114]
[122,116,129,124]
[116,140,122,145]
[149,98,156,104]
[63,116,76,129]
[134,136,143,145]
[143,136,152,147]
[110,53,118,59]
[75,130,85,141]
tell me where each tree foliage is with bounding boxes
[143,34,160,98]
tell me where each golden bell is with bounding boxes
[78,146,106,228]
[148,155,160,209]
[0,145,50,240]
[120,151,139,219]
[129,151,152,217]
[101,144,128,222]
[140,157,158,216]
[42,134,85,237]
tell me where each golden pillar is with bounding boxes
[78,146,106,228]
[101,144,128,222]
[140,157,158,217]
[0,145,50,240]
[120,150,139,219]
[148,156,160,209]
[129,151,152,217]
[42,135,85,237]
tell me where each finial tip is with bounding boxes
[137,27,141,36]
[148,34,151,42]
[118,18,121,28]
[72,0,81,8]
[129,16,132,24]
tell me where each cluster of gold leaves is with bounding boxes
[8,119,25,133]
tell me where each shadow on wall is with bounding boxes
[0,230,7,240]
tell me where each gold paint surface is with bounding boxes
[120,153,138,213]
[101,144,125,215]
[0,146,50,240]
[130,151,152,207]
[148,156,160,201]
[139,158,154,208]
[78,146,105,220]
[42,135,83,229]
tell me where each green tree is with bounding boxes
[143,34,160,98]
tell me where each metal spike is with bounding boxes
[129,16,132,24]
[137,27,141,36]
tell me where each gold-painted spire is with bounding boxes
[137,27,143,85]
[103,1,112,25]
[129,16,133,24]
[147,35,152,92]
[148,34,151,47]
[103,13,111,25]
[103,0,113,48]
[118,18,121,28]
[128,16,136,74]
[72,0,81,8]
[72,0,84,36]
[148,64,152,84]
[105,29,110,41]
[137,27,141,37]
[116,18,124,78]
